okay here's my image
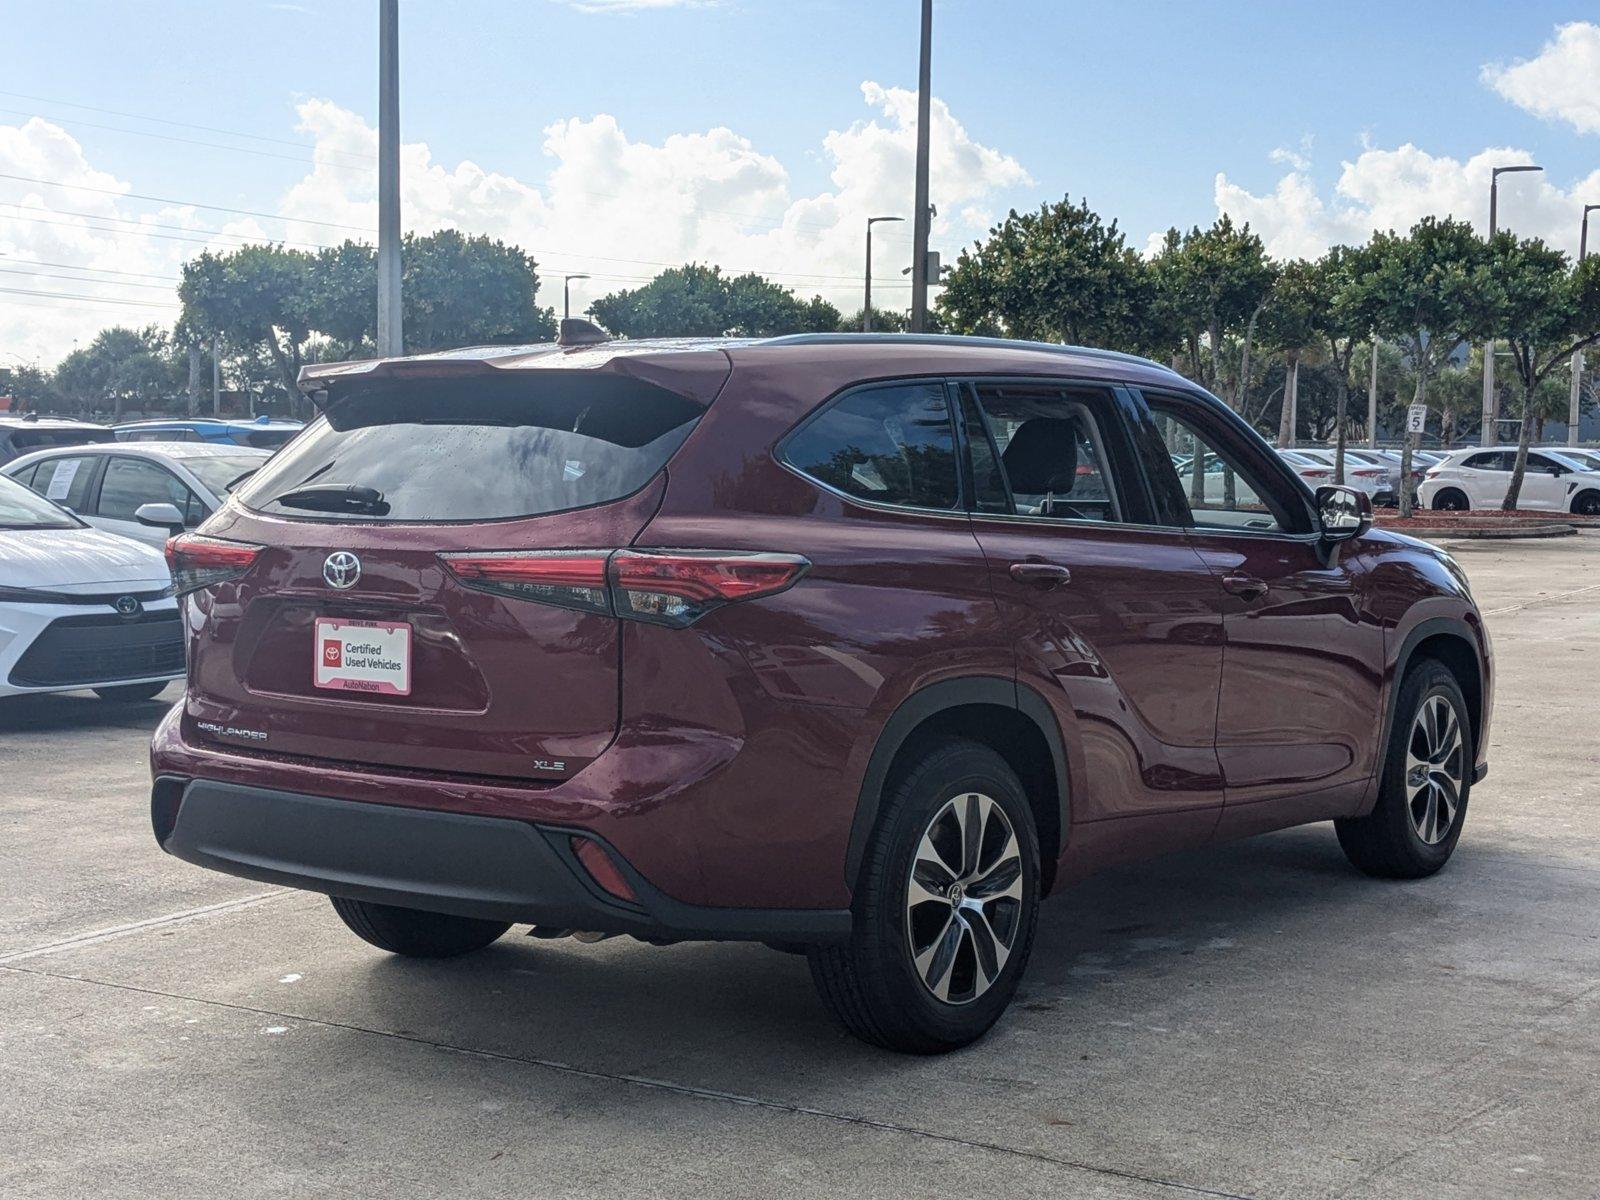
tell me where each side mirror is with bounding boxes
[1316,485,1371,542]
[134,502,186,535]
[1551,465,1569,477]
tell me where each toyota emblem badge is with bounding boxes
[323,551,361,590]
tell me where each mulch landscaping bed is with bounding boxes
[1374,509,1592,538]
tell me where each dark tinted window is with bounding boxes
[1463,452,1509,471]
[783,382,959,510]
[10,428,114,451]
[971,386,1124,522]
[98,457,196,522]
[31,456,98,511]
[236,375,704,523]
[243,430,295,448]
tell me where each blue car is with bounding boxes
[115,416,302,450]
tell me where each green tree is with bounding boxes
[1315,244,1382,481]
[1149,215,1277,410]
[1488,237,1600,509]
[1260,260,1322,447]
[178,245,315,415]
[1349,217,1494,516]
[590,264,839,338]
[52,326,180,420]
[0,364,57,414]
[936,196,1153,350]
[402,229,553,351]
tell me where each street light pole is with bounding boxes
[1569,204,1599,446]
[908,0,933,333]
[1481,163,1542,445]
[864,216,904,332]
[376,0,403,358]
[563,274,590,321]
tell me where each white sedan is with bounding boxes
[3,441,270,548]
[0,473,183,701]
[1419,447,1600,515]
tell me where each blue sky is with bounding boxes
[3,1,1599,361]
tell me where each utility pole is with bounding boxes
[563,274,590,321]
[376,0,403,358]
[908,0,933,333]
[1367,334,1379,449]
[1482,163,1542,444]
[210,336,220,416]
[864,216,903,332]
[1570,205,1599,446]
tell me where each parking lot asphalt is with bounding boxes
[2,533,1597,1199]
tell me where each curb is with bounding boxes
[1397,523,1579,540]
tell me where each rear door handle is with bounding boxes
[1009,561,1072,589]
[1221,573,1268,600]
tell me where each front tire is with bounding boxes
[1570,489,1600,516]
[808,741,1040,1054]
[329,896,510,958]
[94,681,168,702]
[1336,660,1472,879]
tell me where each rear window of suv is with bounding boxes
[235,375,704,523]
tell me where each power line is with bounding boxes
[0,88,377,160]
[0,204,338,251]
[0,284,177,308]
[0,265,174,290]
[0,172,374,233]
[0,108,373,173]
[0,255,178,281]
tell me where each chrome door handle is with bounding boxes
[1221,573,1268,600]
[1009,561,1072,589]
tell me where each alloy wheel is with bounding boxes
[904,793,1024,1005]
[1406,694,1465,845]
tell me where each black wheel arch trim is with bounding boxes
[844,675,1070,891]
[1379,616,1486,778]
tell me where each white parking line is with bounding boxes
[1484,582,1600,617]
[0,889,291,965]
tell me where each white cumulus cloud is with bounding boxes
[0,82,1029,366]
[1482,21,1600,135]
[1205,143,1600,262]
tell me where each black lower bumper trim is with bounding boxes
[1473,761,1489,784]
[154,777,850,944]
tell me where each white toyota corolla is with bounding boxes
[0,472,183,701]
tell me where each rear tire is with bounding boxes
[329,896,510,958]
[1431,489,1469,511]
[1336,660,1471,879]
[807,740,1040,1054]
[93,681,168,702]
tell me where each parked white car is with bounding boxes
[0,473,182,701]
[1287,447,1393,501]
[1538,445,1600,474]
[1419,447,1600,515]
[1276,449,1334,487]
[2,442,270,548]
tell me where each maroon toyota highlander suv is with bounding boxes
[150,327,1491,1053]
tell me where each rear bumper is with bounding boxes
[152,775,849,944]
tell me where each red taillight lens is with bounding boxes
[610,550,808,626]
[571,836,637,902]
[438,548,809,627]
[165,534,262,596]
[1353,468,1386,479]
[439,550,610,614]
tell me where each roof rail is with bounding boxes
[759,331,1178,374]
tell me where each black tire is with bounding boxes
[1570,489,1600,517]
[807,740,1040,1054]
[1431,488,1470,512]
[1336,659,1472,879]
[329,896,510,958]
[93,681,168,702]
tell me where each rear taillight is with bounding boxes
[437,550,611,615]
[166,534,262,596]
[1425,468,1442,478]
[1352,468,1386,479]
[571,836,637,902]
[439,548,809,627]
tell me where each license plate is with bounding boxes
[313,618,411,696]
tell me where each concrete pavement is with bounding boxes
[2,532,1597,1198]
